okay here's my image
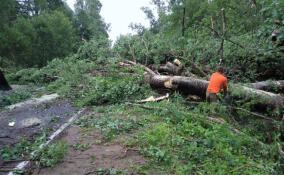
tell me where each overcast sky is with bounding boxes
[66,0,155,42]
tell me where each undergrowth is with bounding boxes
[0,88,32,106]
[0,131,68,169]
[4,38,283,174]
[7,55,152,107]
[75,96,283,174]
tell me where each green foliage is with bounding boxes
[114,0,284,81]
[7,50,151,107]
[0,0,109,69]
[0,131,68,168]
[73,143,90,151]
[113,32,172,65]
[0,131,47,161]
[73,101,283,174]
[36,141,68,167]
[0,138,33,161]
[0,11,76,67]
[77,37,112,61]
[32,11,76,66]
[74,0,109,41]
[135,101,282,174]
[76,113,141,142]
[0,89,32,105]
[77,71,151,106]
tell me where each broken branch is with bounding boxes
[136,93,169,103]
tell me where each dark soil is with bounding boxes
[34,125,147,175]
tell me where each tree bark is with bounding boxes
[122,60,284,110]
[182,7,186,37]
[250,80,284,92]
[158,62,183,75]
[170,53,209,79]
[146,74,284,110]
[0,69,11,91]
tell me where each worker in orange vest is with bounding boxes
[206,66,228,103]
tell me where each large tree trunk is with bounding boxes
[158,61,185,75]
[250,80,284,92]
[122,60,284,110]
[147,74,284,110]
[0,69,11,91]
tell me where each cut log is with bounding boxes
[121,60,284,110]
[0,69,11,91]
[158,62,183,75]
[158,59,199,78]
[146,74,284,110]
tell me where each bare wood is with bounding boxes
[174,59,199,78]
[121,60,284,109]
[159,62,182,75]
[170,53,209,80]
[136,93,169,103]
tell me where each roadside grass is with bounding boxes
[0,130,68,171]
[0,88,32,106]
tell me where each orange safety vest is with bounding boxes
[207,72,228,94]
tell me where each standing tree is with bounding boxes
[74,0,108,41]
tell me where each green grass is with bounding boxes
[36,141,68,168]
[0,89,32,106]
[0,131,68,169]
[5,52,283,174]
[76,100,283,175]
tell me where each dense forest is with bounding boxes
[0,0,284,174]
[0,0,108,68]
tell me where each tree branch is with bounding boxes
[206,26,245,49]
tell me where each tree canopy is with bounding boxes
[0,0,109,68]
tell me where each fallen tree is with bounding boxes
[0,69,11,91]
[250,80,284,92]
[123,60,284,110]
[146,74,284,110]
